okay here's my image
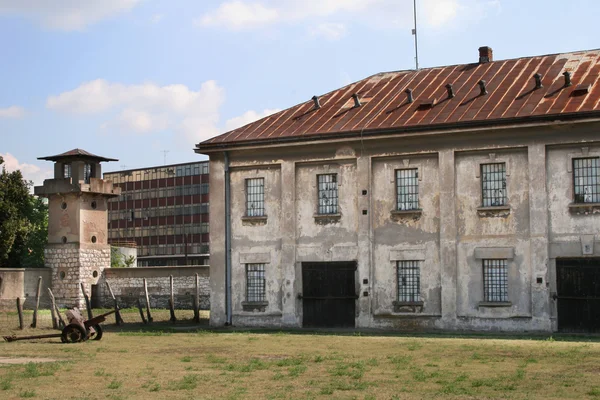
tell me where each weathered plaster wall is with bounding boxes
[230,165,283,322]
[0,268,52,310]
[205,122,600,332]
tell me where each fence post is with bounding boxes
[193,273,200,323]
[169,275,176,323]
[16,297,24,330]
[30,276,42,328]
[80,282,93,320]
[47,288,59,329]
[143,278,153,323]
[137,298,147,324]
[105,281,124,325]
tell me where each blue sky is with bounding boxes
[1,0,599,185]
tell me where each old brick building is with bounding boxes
[197,47,600,332]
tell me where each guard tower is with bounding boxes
[35,149,120,307]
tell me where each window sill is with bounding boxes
[390,209,422,221]
[478,301,512,308]
[241,301,268,312]
[392,300,424,313]
[568,203,600,215]
[313,213,341,224]
[476,205,511,218]
[241,215,268,225]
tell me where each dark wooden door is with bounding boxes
[302,262,357,328]
[556,258,600,333]
[91,284,101,309]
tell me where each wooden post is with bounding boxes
[16,297,24,330]
[169,275,176,323]
[105,281,124,325]
[193,273,200,323]
[137,298,147,324]
[30,276,42,328]
[47,288,59,329]
[80,282,93,320]
[143,278,153,323]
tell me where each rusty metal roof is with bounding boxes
[196,49,600,152]
[38,148,118,162]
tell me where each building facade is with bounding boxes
[197,47,600,333]
[104,161,210,267]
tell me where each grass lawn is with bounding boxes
[0,314,599,399]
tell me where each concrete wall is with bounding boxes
[103,266,210,310]
[0,268,52,310]
[207,120,600,332]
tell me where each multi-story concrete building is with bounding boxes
[196,47,600,333]
[104,161,210,267]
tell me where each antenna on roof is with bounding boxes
[162,150,170,165]
[412,0,419,70]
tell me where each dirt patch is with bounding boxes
[0,357,57,364]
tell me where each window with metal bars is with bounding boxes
[573,157,599,203]
[245,178,265,217]
[63,164,71,179]
[481,163,506,207]
[483,259,508,302]
[396,169,419,210]
[317,174,338,214]
[246,264,266,302]
[397,261,420,302]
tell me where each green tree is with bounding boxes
[0,156,48,268]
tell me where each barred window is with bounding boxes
[573,157,599,203]
[63,164,71,178]
[83,164,92,184]
[318,174,338,214]
[481,163,506,207]
[483,259,508,302]
[396,169,419,211]
[246,264,266,302]
[245,178,265,217]
[397,261,420,302]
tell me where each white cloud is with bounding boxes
[225,108,281,131]
[309,23,347,41]
[0,106,25,119]
[0,0,142,31]
[196,0,498,32]
[196,1,279,30]
[150,13,164,24]
[47,79,226,146]
[0,153,52,187]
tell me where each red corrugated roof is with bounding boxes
[196,49,600,151]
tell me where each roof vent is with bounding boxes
[405,89,414,104]
[534,73,543,89]
[418,99,436,109]
[445,84,455,99]
[571,84,591,96]
[312,95,321,109]
[352,93,361,108]
[563,71,572,87]
[479,46,493,63]
[478,80,488,95]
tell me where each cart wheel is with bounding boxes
[89,324,103,341]
[61,324,87,343]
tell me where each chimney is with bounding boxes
[479,46,493,63]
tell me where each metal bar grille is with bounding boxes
[64,164,71,178]
[318,174,338,214]
[483,259,508,302]
[246,264,266,302]
[396,168,419,210]
[481,163,506,207]
[397,261,420,302]
[83,164,91,184]
[245,178,265,216]
[573,157,599,203]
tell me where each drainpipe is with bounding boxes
[224,151,232,325]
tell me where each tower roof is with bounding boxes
[38,148,118,162]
